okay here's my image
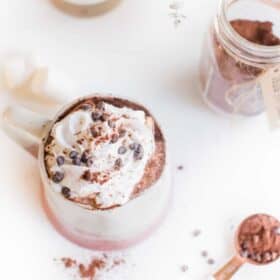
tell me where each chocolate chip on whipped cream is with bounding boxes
[44,97,165,210]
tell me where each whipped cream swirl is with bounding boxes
[45,101,155,209]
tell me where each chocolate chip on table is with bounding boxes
[114,158,122,169]
[91,111,102,121]
[207,259,215,265]
[118,146,127,155]
[56,156,65,166]
[61,186,71,198]
[180,265,188,272]
[192,229,201,237]
[201,251,208,258]
[177,165,184,170]
[110,134,119,144]
[52,171,64,183]
[69,151,78,159]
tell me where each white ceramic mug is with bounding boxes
[1,94,171,250]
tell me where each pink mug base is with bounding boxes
[42,191,170,251]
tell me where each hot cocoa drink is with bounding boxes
[44,96,166,210]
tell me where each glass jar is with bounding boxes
[51,0,122,17]
[200,0,280,116]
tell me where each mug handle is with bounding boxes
[1,105,52,157]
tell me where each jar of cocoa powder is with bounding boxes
[200,0,280,116]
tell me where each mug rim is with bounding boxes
[38,93,169,212]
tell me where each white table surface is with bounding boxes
[1,0,280,279]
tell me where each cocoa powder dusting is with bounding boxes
[78,259,106,280]
[61,258,77,268]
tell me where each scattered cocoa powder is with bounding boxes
[59,255,125,280]
[78,259,106,280]
[61,257,77,268]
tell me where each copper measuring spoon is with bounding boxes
[213,214,280,280]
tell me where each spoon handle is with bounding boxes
[213,256,244,280]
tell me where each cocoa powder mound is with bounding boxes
[214,19,280,82]
[238,214,280,264]
[231,20,280,46]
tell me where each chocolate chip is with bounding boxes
[90,126,100,138]
[108,120,116,128]
[86,157,93,167]
[56,156,65,166]
[52,171,64,183]
[119,129,126,137]
[72,157,81,166]
[180,265,188,272]
[177,165,184,170]
[110,134,119,144]
[96,101,104,110]
[69,151,78,159]
[61,186,71,198]
[81,150,90,163]
[100,114,109,122]
[82,170,91,181]
[114,158,122,169]
[192,229,201,237]
[129,143,137,150]
[91,111,102,121]
[134,144,144,160]
[118,146,127,155]
[207,259,215,265]
[201,251,208,258]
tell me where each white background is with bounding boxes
[0,0,280,279]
